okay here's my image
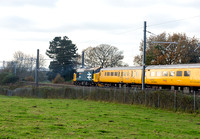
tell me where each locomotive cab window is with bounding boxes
[169,71,175,76]
[184,71,190,76]
[176,71,182,76]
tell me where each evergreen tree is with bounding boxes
[46,36,78,81]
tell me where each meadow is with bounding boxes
[0,95,199,138]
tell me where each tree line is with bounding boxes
[0,32,199,84]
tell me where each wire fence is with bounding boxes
[0,86,199,113]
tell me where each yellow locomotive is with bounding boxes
[74,64,200,91]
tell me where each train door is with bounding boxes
[119,70,123,83]
[175,70,183,86]
[130,70,136,84]
[123,70,131,84]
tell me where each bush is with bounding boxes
[24,76,34,82]
[52,74,65,84]
[0,72,19,85]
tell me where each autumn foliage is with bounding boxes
[52,74,65,84]
[134,32,200,65]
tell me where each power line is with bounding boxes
[148,15,200,28]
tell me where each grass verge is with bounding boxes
[0,95,199,138]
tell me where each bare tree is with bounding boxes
[84,44,126,68]
[13,51,46,70]
[6,51,47,80]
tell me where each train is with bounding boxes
[73,63,200,92]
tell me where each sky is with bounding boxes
[0,0,200,67]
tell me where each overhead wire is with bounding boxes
[147,15,200,28]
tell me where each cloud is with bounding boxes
[0,0,58,7]
[0,16,35,31]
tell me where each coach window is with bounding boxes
[163,71,168,76]
[184,71,190,76]
[107,72,109,76]
[169,71,175,76]
[131,71,133,77]
[127,72,129,76]
[105,72,106,76]
[118,72,120,77]
[115,72,117,76]
[124,72,126,76]
[176,71,182,76]
[150,71,155,77]
[136,71,138,77]
[157,71,161,76]
[111,72,114,76]
[121,72,123,77]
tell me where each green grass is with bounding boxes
[0,95,199,138]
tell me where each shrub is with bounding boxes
[24,76,34,82]
[1,73,19,84]
[52,74,65,84]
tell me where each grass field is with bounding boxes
[0,95,199,138]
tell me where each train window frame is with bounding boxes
[169,71,175,76]
[150,71,155,77]
[184,71,190,77]
[176,71,182,77]
[115,72,118,76]
[157,71,161,77]
[163,71,168,76]
[111,72,114,76]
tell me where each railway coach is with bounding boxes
[74,63,200,91]
[97,64,200,91]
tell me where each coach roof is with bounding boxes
[101,63,200,71]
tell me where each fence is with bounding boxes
[0,86,199,113]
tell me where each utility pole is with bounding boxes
[142,21,147,90]
[14,62,17,76]
[35,49,39,87]
[82,51,84,68]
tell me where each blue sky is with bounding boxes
[0,0,200,66]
